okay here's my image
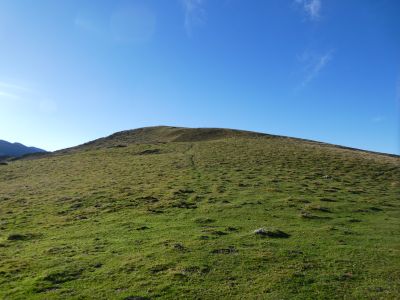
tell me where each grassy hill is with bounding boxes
[0,126,399,299]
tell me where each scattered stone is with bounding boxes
[369,206,382,212]
[370,287,384,293]
[7,233,31,241]
[42,267,84,284]
[69,202,83,210]
[211,246,237,254]
[286,249,303,257]
[136,226,149,230]
[147,208,164,214]
[137,149,160,155]
[180,266,199,275]
[348,218,361,223]
[173,243,186,252]
[172,201,197,209]
[253,228,290,238]
[297,199,311,204]
[194,217,215,224]
[254,228,267,236]
[149,264,169,274]
[300,211,318,219]
[211,230,227,236]
[175,188,194,195]
[136,196,159,203]
[226,227,238,232]
[339,272,354,281]
[180,266,211,275]
[309,206,332,213]
[320,197,337,202]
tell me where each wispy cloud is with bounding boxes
[0,80,57,113]
[297,49,333,88]
[0,91,19,99]
[181,0,206,36]
[295,0,321,21]
[0,81,31,92]
[0,81,26,102]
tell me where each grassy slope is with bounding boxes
[0,129,399,299]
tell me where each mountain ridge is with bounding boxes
[0,139,46,158]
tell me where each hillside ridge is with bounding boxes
[56,126,398,158]
[67,126,267,149]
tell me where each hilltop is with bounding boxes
[58,126,268,153]
[59,126,397,157]
[0,126,399,299]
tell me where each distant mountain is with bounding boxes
[0,140,47,158]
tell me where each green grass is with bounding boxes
[0,129,399,299]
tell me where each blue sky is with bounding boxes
[0,0,399,154]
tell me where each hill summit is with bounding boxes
[61,126,395,157]
[65,126,268,151]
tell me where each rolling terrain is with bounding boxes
[0,126,399,299]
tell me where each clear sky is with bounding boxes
[0,0,399,154]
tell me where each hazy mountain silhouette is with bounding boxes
[0,140,46,158]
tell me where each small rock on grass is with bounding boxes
[7,233,31,241]
[254,228,267,235]
[254,228,290,238]
[136,226,149,230]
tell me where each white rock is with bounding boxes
[254,228,267,235]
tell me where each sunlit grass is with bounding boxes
[0,134,399,299]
